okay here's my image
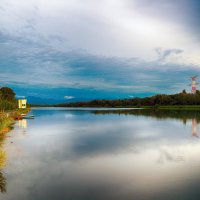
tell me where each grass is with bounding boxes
[93,105,200,110]
[149,105,200,110]
[0,108,30,180]
[0,108,30,134]
[0,115,13,134]
[0,151,6,169]
[99,105,200,110]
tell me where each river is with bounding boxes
[1,107,200,200]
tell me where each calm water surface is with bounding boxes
[1,108,200,200]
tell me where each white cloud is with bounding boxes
[16,95,26,99]
[64,96,75,99]
[0,0,200,65]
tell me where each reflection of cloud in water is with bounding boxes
[66,120,189,159]
[3,108,200,200]
[158,148,185,163]
[4,142,200,200]
[21,113,195,162]
[64,114,74,118]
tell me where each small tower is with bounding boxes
[191,76,198,94]
[18,99,27,109]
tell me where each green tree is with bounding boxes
[0,87,16,101]
[182,89,187,94]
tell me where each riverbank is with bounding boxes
[32,104,200,110]
[114,105,200,110]
[107,105,200,110]
[0,108,30,134]
[127,105,200,110]
[143,105,200,110]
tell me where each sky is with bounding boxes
[0,0,200,103]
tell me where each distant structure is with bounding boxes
[190,76,198,94]
[18,99,27,109]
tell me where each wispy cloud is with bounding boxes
[155,48,184,62]
[0,30,199,97]
[16,95,26,99]
[64,96,75,100]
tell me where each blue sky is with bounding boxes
[0,0,200,103]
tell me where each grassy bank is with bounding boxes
[0,108,30,134]
[143,105,200,110]
[0,108,30,170]
[112,105,200,110]
[0,115,13,134]
[88,105,200,110]
[33,104,200,111]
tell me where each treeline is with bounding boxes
[0,87,17,111]
[56,90,200,107]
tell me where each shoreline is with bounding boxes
[31,105,200,111]
[0,108,30,135]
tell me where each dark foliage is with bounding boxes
[0,87,17,111]
[55,90,200,107]
[0,87,15,101]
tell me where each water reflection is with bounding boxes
[192,118,198,137]
[92,109,200,138]
[18,119,27,129]
[17,119,28,137]
[158,148,185,163]
[0,119,28,195]
[2,108,200,200]
[91,109,200,121]
[0,172,6,193]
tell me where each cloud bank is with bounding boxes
[0,0,200,101]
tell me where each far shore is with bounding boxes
[30,105,200,111]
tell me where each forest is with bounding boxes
[55,90,200,108]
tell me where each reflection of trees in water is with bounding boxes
[93,109,200,138]
[94,109,199,164]
[0,171,6,193]
[92,109,200,123]
[0,151,6,169]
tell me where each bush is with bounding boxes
[0,100,17,111]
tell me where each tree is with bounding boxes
[182,89,187,94]
[0,87,16,101]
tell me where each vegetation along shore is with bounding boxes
[53,90,200,110]
[0,87,30,134]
